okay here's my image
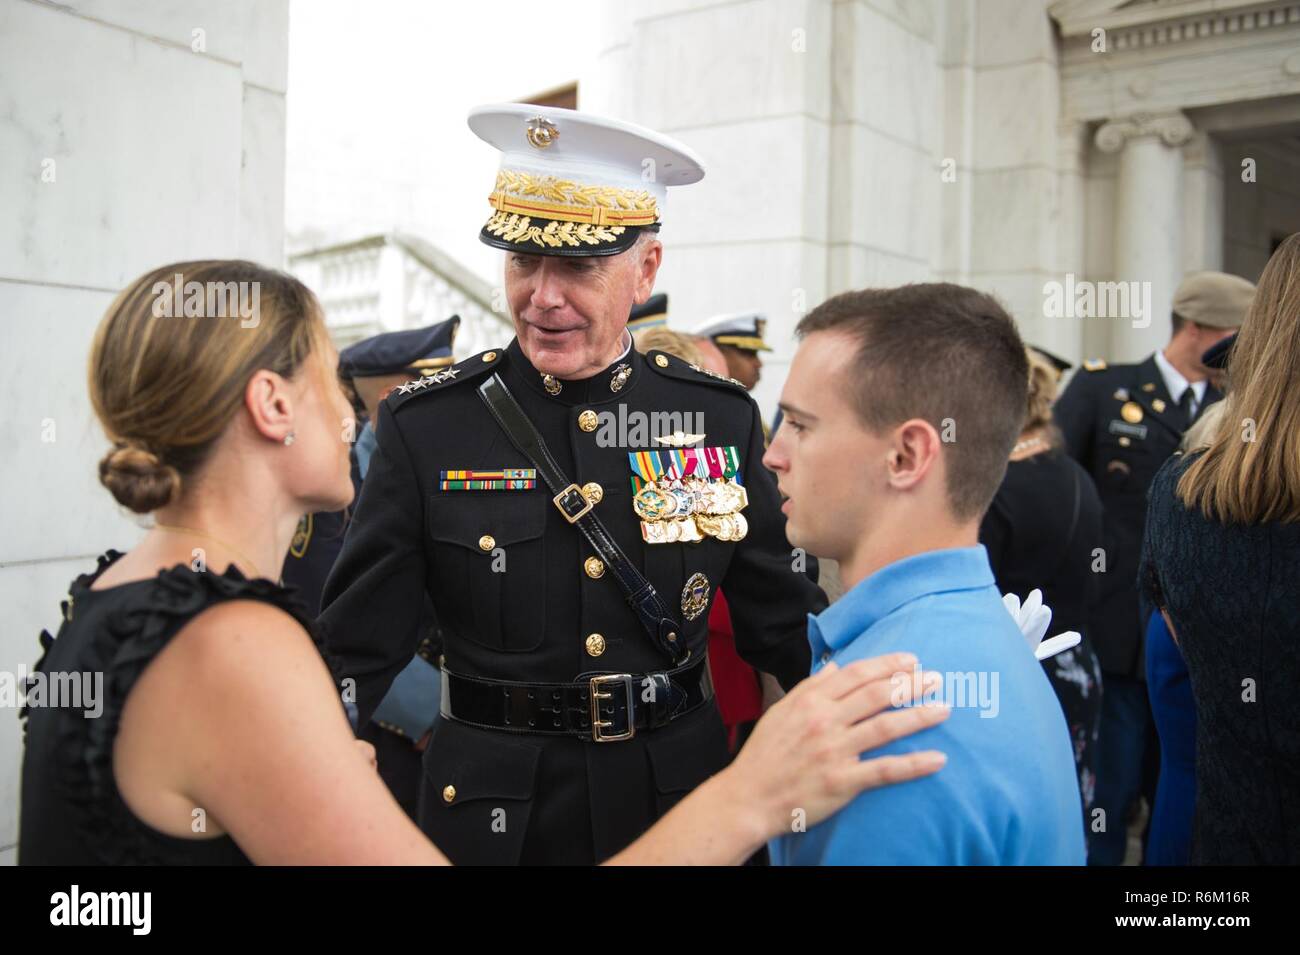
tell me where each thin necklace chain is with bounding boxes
[154,523,264,580]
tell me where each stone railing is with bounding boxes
[287,233,513,354]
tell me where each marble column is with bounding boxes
[1095,111,1193,361]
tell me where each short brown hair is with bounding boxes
[797,283,1028,520]
[90,260,328,513]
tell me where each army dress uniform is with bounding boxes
[319,103,823,865]
[1053,269,1253,678]
[1053,356,1220,677]
[1052,269,1252,866]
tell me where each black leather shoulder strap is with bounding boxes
[477,372,687,665]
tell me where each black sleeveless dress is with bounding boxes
[19,551,320,865]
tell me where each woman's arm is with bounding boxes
[120,609,945,865]
[116,600,447,864]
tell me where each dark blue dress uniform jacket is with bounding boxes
[1053,354,1220,679]
[319,337,822,864]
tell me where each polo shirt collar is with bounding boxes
[808,546,996,657]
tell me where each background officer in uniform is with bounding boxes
[319,105,823,865]
[1052,269,1254,865]
[286,318,459,819]
[626,291,668,336]
[692,311,771,391]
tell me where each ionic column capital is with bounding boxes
[1095,111,1194,154]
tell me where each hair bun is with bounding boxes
[99,442,182,513]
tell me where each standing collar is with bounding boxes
[808,546,996,656]
[504,330,640,405]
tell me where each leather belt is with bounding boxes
[477,373,687,665]
[439,652,713,742]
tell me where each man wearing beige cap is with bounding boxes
[1054,269,1254,865]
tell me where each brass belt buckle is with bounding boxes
[554,483,594,524]
[589,673,635,742]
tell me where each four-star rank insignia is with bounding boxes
[396,366,460,395]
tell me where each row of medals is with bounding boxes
[633,475,749,544]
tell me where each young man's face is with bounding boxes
[762,329,888,563]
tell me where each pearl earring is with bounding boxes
[284,432,296,446]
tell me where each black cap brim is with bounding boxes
[479,214,650,257]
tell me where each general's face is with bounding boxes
[504,236,661,379]
[762,330,886,562]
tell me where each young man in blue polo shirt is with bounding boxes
[763,284,1085,865]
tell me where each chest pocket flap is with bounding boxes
[427,492,549,651]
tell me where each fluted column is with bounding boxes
[1095,111,1193,361]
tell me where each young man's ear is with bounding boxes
[886,419,942,491]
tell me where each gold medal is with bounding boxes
[1120,401,1144,424]
[695,513,723,538]
[633,484,672,521]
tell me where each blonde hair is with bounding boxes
[633,327,705,365]
[90,260,328,513]
[1024,348,1060,434]
[1177,233,1300,523]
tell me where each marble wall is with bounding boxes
[586,0,1299,415]
[583,0,1075,416]
[0,0,290,863]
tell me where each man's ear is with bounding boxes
[886,419,942,491]
[632,237,663,304]
[244,369,295,444]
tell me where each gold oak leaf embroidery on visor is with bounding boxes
[485,212,627,249]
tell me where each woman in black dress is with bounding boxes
[980,347,1105,838]
[19,259,949,865]
[1139,234,1300,865]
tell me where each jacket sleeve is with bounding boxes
[720,398,821,691]
[319,400,429,726]
[1053,370,1096,465]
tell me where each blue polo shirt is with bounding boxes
[770,546,1085,866]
